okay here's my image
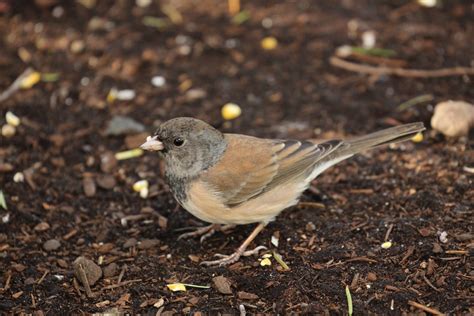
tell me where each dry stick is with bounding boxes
[0,68,34,103]
[384,224,394,242]
[408,300,444,315]
[423,275,440,292]
[77,264,94,298]
[102,279,142,291]
[330,56,474,78]
[36,270,49,285]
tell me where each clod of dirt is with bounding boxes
[105,115,145,136]
[73,256,102,286]
[212,276,233,295]
[83,177,96,197]
[103,262,119,278]
[431,100,474,137]
[137,239,160,250]
[237,291,259,300]
[100,152,117,173]
[96,174,116,190]
[43,239,61,251]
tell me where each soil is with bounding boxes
[0,0,473,314]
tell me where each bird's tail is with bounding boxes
[339,122,426,156]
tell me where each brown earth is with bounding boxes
[0,0,473,314]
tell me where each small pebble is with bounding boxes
[212,276,232,294]
[438,231,448,243]
[237,291,259,300]
[43,239,61,251]
[100,152,117,173]
[73,256,102,286]
[151,76,166,87]
[305,222,316,231]
[361,30,376,49]
[367,272,377,281]
[123,238,137,249]
[13,172,24,183]
[431,100,474,137]
[1,124,16,137]
[418,0,437,7]
[136,0,151,7]
[432,243,443,253]
[137,239,159,250]
[83,177,96,197]
[96,174,116,190]
[103,262,118,278]
[70,40,85,53]
[185,88,207,102]
[34,221,50,232]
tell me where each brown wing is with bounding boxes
[200,134,342,207]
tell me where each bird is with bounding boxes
[140,117,425,266]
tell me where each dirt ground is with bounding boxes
[0,0,473,314]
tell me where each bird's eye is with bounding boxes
[173,137,184,146]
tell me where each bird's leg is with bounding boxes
[177,224,235,243]
[200,222,267,267]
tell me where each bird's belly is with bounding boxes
[183,179,308,225]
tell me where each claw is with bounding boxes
[242,245,267,256]
[200,245,267,266]
[177,224,218,242]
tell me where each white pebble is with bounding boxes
[431,100,474,137]
[136,0,151,7]
[151,76,166,87]
[271,235,279,247]
[438,231,448,243]
[1,124,16,137]
[116,89,136,101]
[13,172,24,183]
[262,18,273,29]
[362,30,376,49]
[417,0,437,7]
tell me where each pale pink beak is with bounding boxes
[140,135,164,151]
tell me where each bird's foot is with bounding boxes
[200,245,267,266]
[177,224,235,243]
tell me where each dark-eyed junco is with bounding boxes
[140,117,425,266]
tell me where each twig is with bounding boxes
[330,56,474,78]
[0,68,34,103]
[117,264,127,284]
[101,279,142,290]
[36,270,49,285]
[422,275,440,292]
[298,202,325,209]
[384,224,394,242]
[77,264,94,298]
[345,257,378,263]
[408,300,444,315]
[400,245,415,265]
